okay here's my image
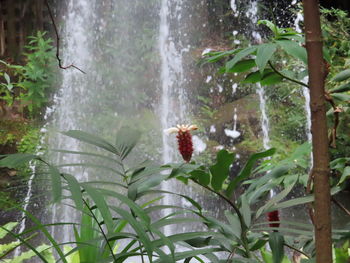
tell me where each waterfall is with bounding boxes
[257,84,271,150]
[295,8,313,152]
[159,0,191,235]
[49,0,94,242]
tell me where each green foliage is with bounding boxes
[0,222,54,262]
[17,128,40,154]
[1,130,349,262]
[0,31,55,116]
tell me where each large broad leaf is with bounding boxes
[331,93,350,102]
[332,69,350,82]
[242,71,262,84]
[226,148,276,198]
[260,72,283,86]
[276,40,307,64]
[226,46,257,72]
[115,127,141,160]
[63,130,119,155]
[210,150,235,191]
[190,169,210,186]
[0,154,38,168]
[329,82,350,93]
[226,59,256,73]
[256,43,277,74]
[269,232,285,263]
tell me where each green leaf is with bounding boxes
[270,186,342,211]
[0,153,38,168]
[226,59,256,73]
[269,232,285,263]
[62,130,119,155]
[190,169,210,186]
[226,148,276,198]
[210,150,235,191]
[224,211,241,239]
[111,206,154,261]
[331,93,350,102]
[276,40,307,64]
[4,73,10,84]
[0,222,18,239]
[82,184,114,233]
[256,182,296,218]
[332,69,350,82]
[338,166,350,185]
[204,49,238,63]
[48,165,62,203]
[329,82,350,93]
[8,244,53,263]
[242,71,262,84]
[226,46,257,72]
[260,72,283,86]
[240,195,251,227]
[64,174,83,210]
[99,188,151,225]
[78,203,98,262]
[258,20,280,36]
[115,126,141,160]
[256,43,277,74]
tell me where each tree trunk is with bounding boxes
[302,1,332,263]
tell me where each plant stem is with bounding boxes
[82,198,117,262]
[191,179,251,258]
[268,61,309,88]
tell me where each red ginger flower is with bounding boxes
[165,124,198,162]
[267,210,280,229]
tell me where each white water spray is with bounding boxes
[49,0,94,243]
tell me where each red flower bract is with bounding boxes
[267,210,280,229]
[176,130,194,163]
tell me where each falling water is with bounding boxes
[49,0,94,243]
[294,8,313,149]
[257,84,271,150]
[159,0,193,236]
[224,108,241,139]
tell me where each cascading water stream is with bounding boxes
[257,84,271,151]
[294,8,313,164]
[49,0,94,243]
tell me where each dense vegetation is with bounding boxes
[0,2,349,263]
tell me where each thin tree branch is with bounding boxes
[268,61,309,88]
[284,242,311,259]
[331,197,350,217]
[44,0,86,74]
